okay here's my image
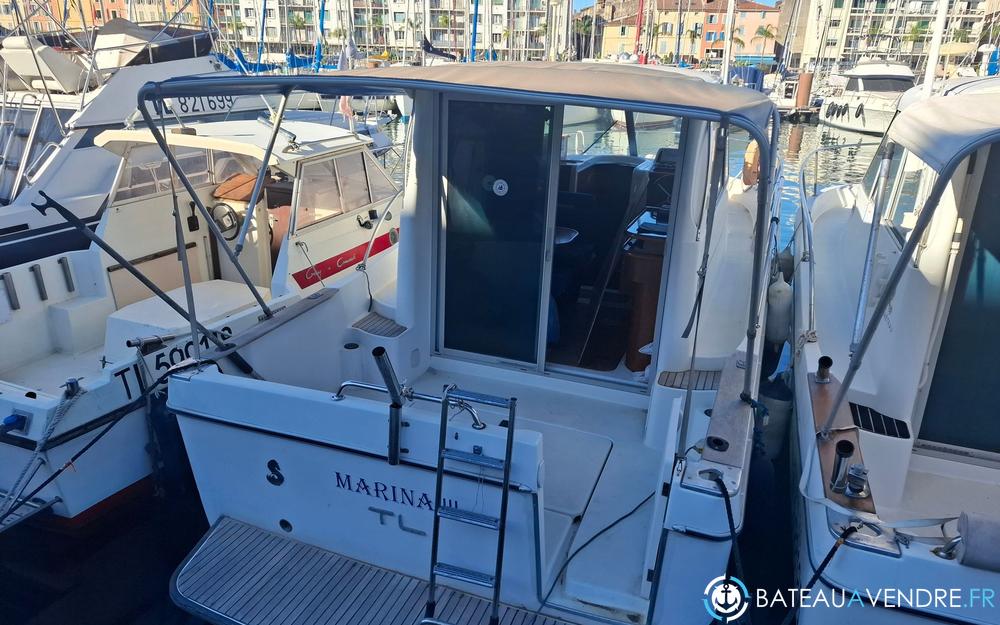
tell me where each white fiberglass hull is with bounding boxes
[819,94,898,136]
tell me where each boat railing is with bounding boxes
[21,140,60,184]
[797,142,879,337]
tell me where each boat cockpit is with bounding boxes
[134,64,780,625]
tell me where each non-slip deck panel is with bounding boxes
[657,369,722,390]
[353,312,407,337]
[172,517,576,625]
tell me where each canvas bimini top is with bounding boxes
[888,93,1000,173]
[137,62,778,133]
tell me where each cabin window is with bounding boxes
[337,153,370,210]
[918,146,1000,458]
[878,149,930,243]
[862,77,913,92]
[861,139,904,211]
[845,77,861,91]
[295,151,396,231]
[116,145,211,202]
[296,159,343,229]
[561,107,680,158]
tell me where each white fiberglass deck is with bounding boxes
[408,361,664,615]
[173,516,578,625]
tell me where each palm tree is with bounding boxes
[951,27,970,43]
[502,26,512,59]
[904,22,926,42]
[289,13,308,44]
[405,16,421,62]
[751,23,775,56]
[575,14,592,58]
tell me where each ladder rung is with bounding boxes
[447,388,511,409]
[437,506,499,529]
[441,448,505,470]
[433,563,495,588]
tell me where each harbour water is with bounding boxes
[0,118,880,625]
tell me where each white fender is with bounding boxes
[765,274,792,345]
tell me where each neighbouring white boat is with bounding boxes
[0,20,392,272]
[789,79,1000,623]
[147,63,783,625]
[0,116,397,532]
[819,62,915,136]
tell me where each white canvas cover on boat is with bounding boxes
[145,62,776,132]
[888,93,1000,172]
[334,62,775,129]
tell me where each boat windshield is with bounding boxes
[860,141,931,243]
[294,150,396,231]
[861,76,914,93]
[562,106,681,158]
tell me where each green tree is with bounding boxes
[289,13,308,43]
[751,23,775,54]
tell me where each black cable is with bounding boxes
[711,476,748,590]
[777,525,859,625]
[535,491,655,615]
[0,367,182,526]
[711,475,754,625]
[363,268,374,312]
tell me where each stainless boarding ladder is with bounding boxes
[424,387,517,625]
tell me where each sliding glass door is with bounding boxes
[440,100,555,363]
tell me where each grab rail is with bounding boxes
[796,142,879,338]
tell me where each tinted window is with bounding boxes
[862,77,914,92]
[920,146,1000,456]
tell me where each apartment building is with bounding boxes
[210,0,570,62]
[0,0,204,33]
[780,0,987,71]
[599,0,778,63]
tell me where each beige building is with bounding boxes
[0,0,204,33]
[777,0,988,71]
[600,0,712,62]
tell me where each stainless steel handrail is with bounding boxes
[796,142,880,338]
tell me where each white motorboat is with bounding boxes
[145,63,782,625]
[0,20,392,272]
[788,79,1000,623]
[0,116,397,532]
[818,62,914,136]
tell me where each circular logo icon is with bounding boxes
[492,178,509,197]
[703,575,749,622]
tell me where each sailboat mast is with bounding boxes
[720,0,735,82]
[922,0,949,95]
[314,0,327,69]
[471,0,480,60]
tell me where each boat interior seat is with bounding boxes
[213,172,293,208]
[102,279,270,363]
[0,36,96,94]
